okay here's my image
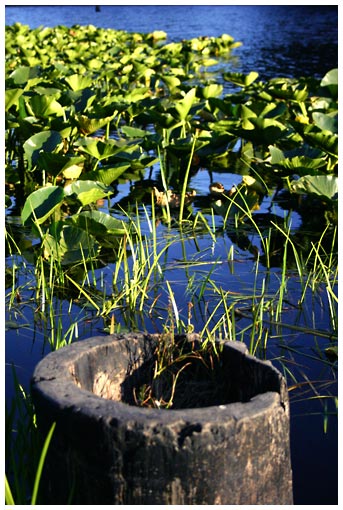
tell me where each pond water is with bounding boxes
[5,4,338,81]
[5,4,338,506]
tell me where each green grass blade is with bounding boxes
[5,475,15,505]
[31,422,56,505]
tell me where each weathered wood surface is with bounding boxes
[31,333,293,504]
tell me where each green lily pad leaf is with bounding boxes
[312,112,337,134]
[201,58,218,67]
[240,118,287,145]
[28,95,65,118]
[5,88,24,111]
[69,210,126,236]
[114,151,159,171]
[268,145,327,174]
[269,145,285,165]
[148,30,167,41]
[301,128,338,157]
[260,102,287,119]
[320,68,338,100]
[21,186,65,226]
[80,162,131,185]
[267,83,308,102]
[9,65,41,85]
[202,84,223,99]
[65,73,94,91]
[64,88,96,113]
[62,163,84,180]
[43,224,99,265]
[161,75,181,91]
[121,126,149,138]
[23,130,63,170]
[289,175,338,201]
[223,71,259,87]
[37,153,85,178]
[75,137,137,161]
[64,180,114,206]
[174,88,197,121]
[74,114,116,136]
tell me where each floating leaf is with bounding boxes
[62,163,84,180]
[301,128,338,157]
[268,145,327,174]
[37,153,85,178]
[161,75,181,91]
[269,145,285,165]
[121,126,149,138]
[239,118,287,145]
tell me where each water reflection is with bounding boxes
[5,5,338,81]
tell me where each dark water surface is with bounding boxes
[5,4,338,506]
[5,4,338,80]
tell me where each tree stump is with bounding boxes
[31,333,293,504]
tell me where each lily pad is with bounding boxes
[23,130,63,170]
[69,210,126,236]
[289,175,338,201]
[64,180,114,206]
[21,186,65,226]
[43,224,99,265]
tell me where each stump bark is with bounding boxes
[31,333,293,504]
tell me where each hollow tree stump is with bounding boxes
[31,333,293,504]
